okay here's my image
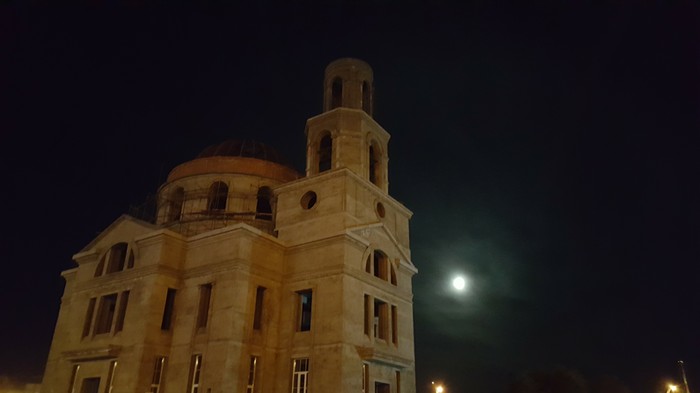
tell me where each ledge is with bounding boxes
[356,345,413,368]
[62,345,121,362]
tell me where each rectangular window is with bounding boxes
[253,287,265,330]
[104,360,117,393]
[391,305,398,345]
[246,356,257,393]
[94,294,118,334]
[291,358,309,393]
[373,299,388,340]
[375,382,390,393]
[114,291,129,333]
[81,377,101,393]
[196,283,212,330]
[188,354,202,393]
[150,356,166,393]
[161,288,176,330]
[297,290,312,332]
[82,298,96,338]
[364,295,370,336]
[396,371,401,393]
[373,251,387,280]
[362,363,368,393]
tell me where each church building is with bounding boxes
[40,58,417,393]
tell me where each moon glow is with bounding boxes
[452,276,466,291]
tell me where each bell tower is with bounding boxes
[323,57,374,114]
[306,58,390,193]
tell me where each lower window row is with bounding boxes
[67,356,399,393]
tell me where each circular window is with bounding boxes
[301,191,318,210]
[376,202,385,218]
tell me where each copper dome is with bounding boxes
[197,139,294,168]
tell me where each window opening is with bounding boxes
[390,265,397,286]
[246,356,258,393]
[318,134,332,173]
[373,251,388,281]
[365,254,371,274]
[82,298,96,338]
[376,202,385,218]
[196,284,213,330]
[150,357,166,393]
[369,144,381,186]
[391,305,398,345]
[94,259,105,278]
[161,288,176,330]
[331,77,342,109]
[362,364,369,393]
[253,286,265,330]
[297,290,312,332]
[105,361,117,393]
[126,249,134,269]
[300,191,317,210]
[364,294,371,336]
[255,187,273,221]
[94,293,118,335]
[96,243,132,276]
[114,291,129,333]
[207,182,228,211]
[375,382,390,393]
[168,187,184,222]
[374,299,388,340]
[80,377,100,393]
[105,243,128,274]
[396,371,401,393]
[291,358,309,393]
[188,354,202,393]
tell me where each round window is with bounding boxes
[376,202,386,218]
[301,191,318,210]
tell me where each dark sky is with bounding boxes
[2,2,699,393]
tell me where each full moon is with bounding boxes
[452,276,466,291]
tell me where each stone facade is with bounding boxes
[40,58,417,393]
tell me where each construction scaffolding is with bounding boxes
[128,185,276,238]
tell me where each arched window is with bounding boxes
[106,242,128,274]
[255,186,273,221]
[369,142,381,186]
[208,181,228,211]
[94,258,105,277]
[318,134,332,173]
[373,250,388,281]
[126,249,135,269]
[362,81,371,114]
[168,187,184,222]
[331,77,343,109]
[96,242,133,277]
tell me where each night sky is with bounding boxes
[3,3,699,393]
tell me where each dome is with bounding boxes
[197,139,294,168]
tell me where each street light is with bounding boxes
[668,384,678,393]
[431,381,445,393]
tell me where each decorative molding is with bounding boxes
[62,345,121,362]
